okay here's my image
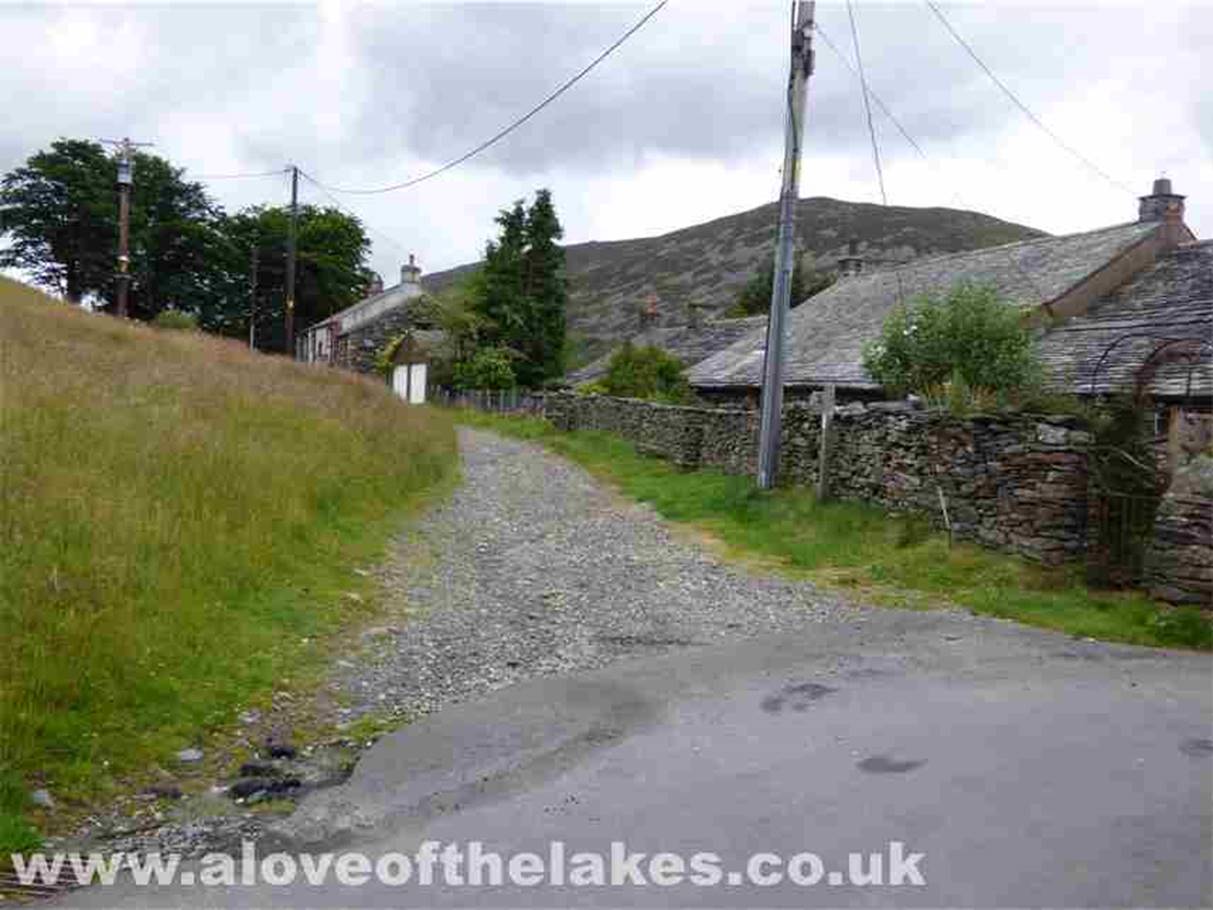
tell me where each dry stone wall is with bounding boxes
[1144,457,1213,604]
[544,392,1211,602]
[545,393,1091,567]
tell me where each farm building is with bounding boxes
[688,179,1209,410]
[296,255,429,374]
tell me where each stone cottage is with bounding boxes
[688,179,1209,410]
[296,255,430,374]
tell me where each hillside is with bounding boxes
[424,196,1046,364]
[0,280,455,851]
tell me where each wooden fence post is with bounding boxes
[816,383,835,501]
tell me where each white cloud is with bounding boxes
[1,0,1208,287]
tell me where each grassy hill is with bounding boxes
[0,279,456,851]
[425,196,1046,364]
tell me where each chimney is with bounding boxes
[838,237,863,278]
[401,253,422,287]
[639,292,659,330]
[1138,177,1185,224]
[686,301,705,329]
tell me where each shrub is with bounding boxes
[151,309,199,331]
[599,342,691,403]
[453,346,516,390]
[863,284,1039,402]
[725,254,835,318]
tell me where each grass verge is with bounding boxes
[0,279,458,851]
[454,409,1211,651]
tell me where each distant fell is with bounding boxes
[424,196,1046,363]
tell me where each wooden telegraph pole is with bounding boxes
[756,1,816,489]
[103,137,153,319]
[284,164,299,356]
[249,242,259,350]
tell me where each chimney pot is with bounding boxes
[401,254,422,286]
[839,237,863,278]
[1138,176,1185,225]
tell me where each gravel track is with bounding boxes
[337,427,857,720]
[49,427,855,863]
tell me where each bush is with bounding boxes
[863,284,1039,402]
[725,254,835,318]
[151,309,199,331]
[453,347,516,390]
[599,342,691,403]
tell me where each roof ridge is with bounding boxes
[852,220,1149,279]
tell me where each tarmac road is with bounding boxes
[55,609,1212,908]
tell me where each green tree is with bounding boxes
[0,139,233,320]
[477,200,528,348]
[0,139,119,304]
[453,347,516,390]
[520,188,567,384]
[726,253,834,317]
[862,283,1040,400]
[598,342,691,402]
[220,205,373,352]
[125,151,231,322]
[472,189,567,387]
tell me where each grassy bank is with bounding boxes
[455,409,1211,652]
[0,279,457,851]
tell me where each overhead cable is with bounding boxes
[309,0,669,195]
[923,0,1136,197]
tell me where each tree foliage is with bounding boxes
[453,347,516,391]
[223,205,373,352]
[726,253,835,318]
[862,284,1040,401]
[595,342,691,402]
[0,139,225,314]
[0,139,373,353]
[471,189,567,387]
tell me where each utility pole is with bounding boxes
[249,242,259,350]
[102,137,153,319]
[285,164,299,357]
[756,1,815,490]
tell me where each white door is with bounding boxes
[391,365,409,400]
[408,363,427,404]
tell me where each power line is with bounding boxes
[815,25,926,160]
[845,0,887,207]
[296,168,410,258]
[816,18,1049,302]
[310,0,669,196]
[923,0,1135,197]
[189,168,289,181]
[842,1,906,307]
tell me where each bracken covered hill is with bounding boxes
[424,196,1046,364]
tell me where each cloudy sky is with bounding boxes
[2,0,1209,284]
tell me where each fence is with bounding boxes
[431,387,546,416]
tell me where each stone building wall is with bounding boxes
[336,308,417,375]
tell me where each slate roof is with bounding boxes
[305,279,422,335]
[688,220,1162,390]
[1036,241,1212,400]
[567,315,768,385]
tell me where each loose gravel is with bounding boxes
[44,426,856,864]
[334,427,856,720]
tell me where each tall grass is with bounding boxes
[0,279,456,848]
[456,410,1211,652]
